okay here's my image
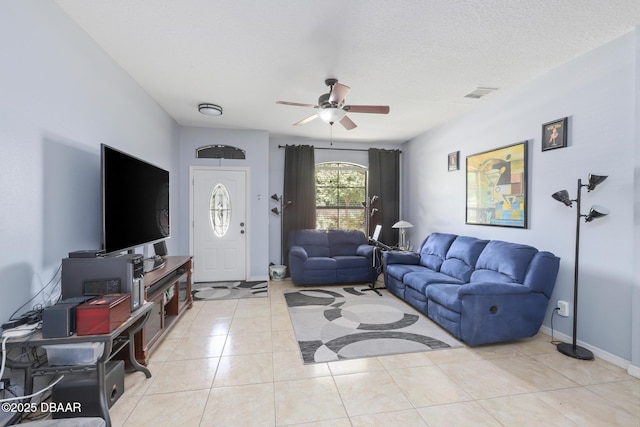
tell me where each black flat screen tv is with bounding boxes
[101,144,170,254]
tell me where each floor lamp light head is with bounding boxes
[585,205,609,222]
[552,190,573,207]
[586,174,608,192]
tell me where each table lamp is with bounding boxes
[392,220,413,250]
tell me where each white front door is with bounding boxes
[192,168,247,282]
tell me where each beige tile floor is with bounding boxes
[110,279,640,426]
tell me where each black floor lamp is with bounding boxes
[271,194,292,265]
[551,173,609,360]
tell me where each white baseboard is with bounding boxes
[539,326,639,379]
[628,364,640,378]
[248,275,270,282]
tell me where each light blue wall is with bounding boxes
[402,30,638,369]
[0,2,179,321]
[177,127,270,280]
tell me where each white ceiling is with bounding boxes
[55,0,640,145]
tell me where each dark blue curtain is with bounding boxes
[283,145,316,265]
[368,148,400,246]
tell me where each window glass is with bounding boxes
[315,162,366,232]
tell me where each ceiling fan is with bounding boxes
[276,78,390,130]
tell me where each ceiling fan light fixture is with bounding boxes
[317,107,346,124]
[198,103,223,116]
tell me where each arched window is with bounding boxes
[315,162,367,233]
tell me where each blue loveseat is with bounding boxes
[383,232,560,346]
[288,229,378,286]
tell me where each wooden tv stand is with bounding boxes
[135,255,192,364]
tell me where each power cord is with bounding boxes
[0,324,40,381]
[0,375,64,403]
[550,307,562,345]
[7,263,61,322]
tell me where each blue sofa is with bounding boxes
[288,229,378,285]
[383,232,560,346]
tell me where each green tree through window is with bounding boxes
[315,162,367,232]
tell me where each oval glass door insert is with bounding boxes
[210,183,231,237]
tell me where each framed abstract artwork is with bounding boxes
[466,141,528,228]
[542,117,568,151]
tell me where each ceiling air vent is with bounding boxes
[464,87,498,99]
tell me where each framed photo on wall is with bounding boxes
[466,141,528,228]
[448,151,459,171]
[542,117,568,151]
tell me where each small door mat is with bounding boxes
[192,280,268,300]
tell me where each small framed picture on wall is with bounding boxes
[448,151,460,171]
[542,117,568,151]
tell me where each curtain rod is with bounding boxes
[277,145,401,153]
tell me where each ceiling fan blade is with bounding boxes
[344,105,390,114]
[276,101,318,108]
[329,83,350,105]
[339,115,357,130]
[293,114,318,126]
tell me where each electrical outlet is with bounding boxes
[0,378,9,391]
[557,300,569,317]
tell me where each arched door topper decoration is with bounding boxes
[196,145,246,160]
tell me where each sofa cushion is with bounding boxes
[334,255,370,269]
[418,233,457,271]
[385,264,429,281]
[439,236,488,282]
[303,257,337,270]
[328,229,367,256]
[289,230,330,257]
[403,271,463,294]
[426,284,463,313]
[470,240,538,284]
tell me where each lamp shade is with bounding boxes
[317,107,346,124]
[392,220,413,229]
[586,174,608,191]
[552,190,572,206]
[585,205,609,222]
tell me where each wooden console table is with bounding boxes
[136,255,193,364]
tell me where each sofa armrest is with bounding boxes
[458,282,531,297]
[383,250,420,265]
[356,244,374,258]
[289,246,308,261]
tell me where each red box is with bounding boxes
[76,294,131,336]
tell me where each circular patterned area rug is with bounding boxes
[285,287,463,363]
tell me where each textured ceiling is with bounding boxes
[55,0,640,144]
